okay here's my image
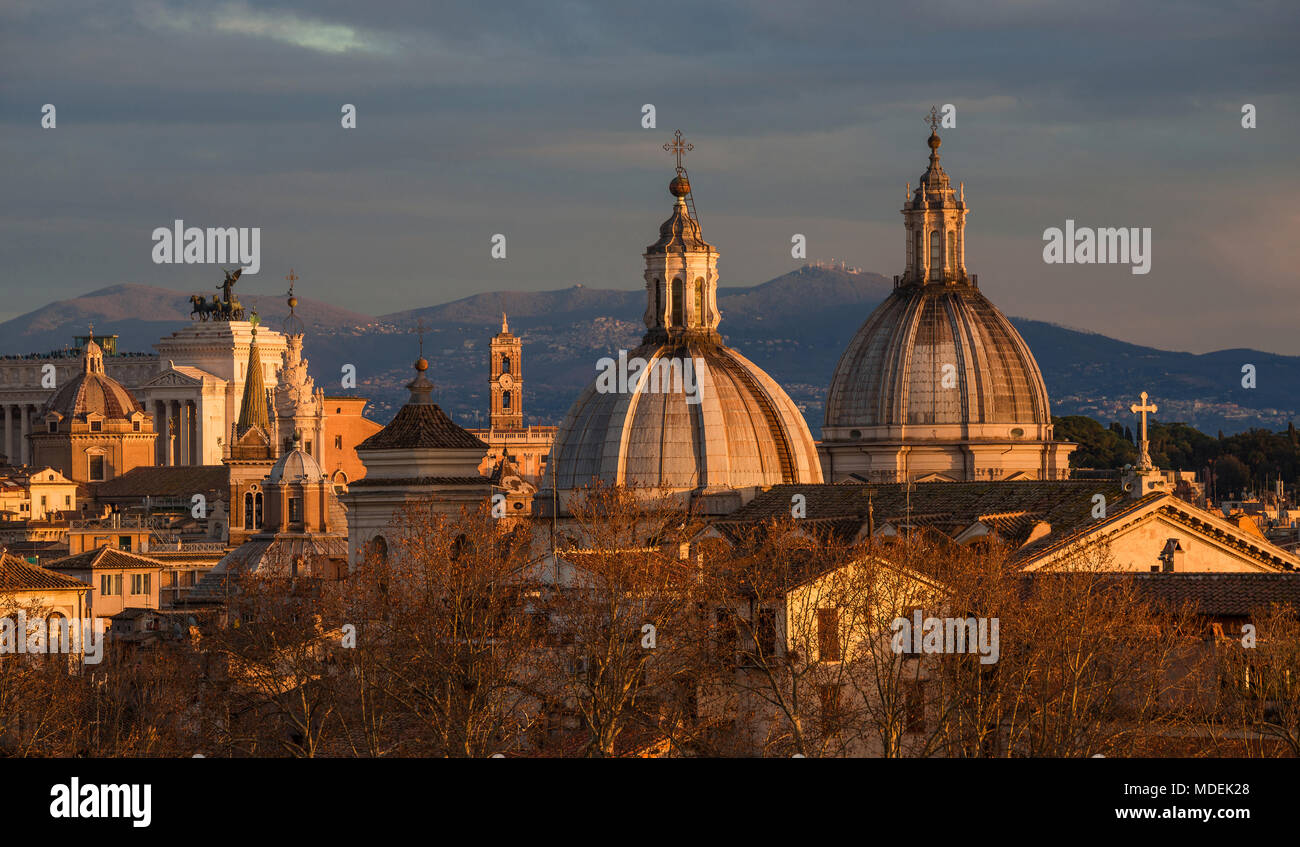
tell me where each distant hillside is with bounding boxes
[0,268,1294,437]
[0,283,376,356]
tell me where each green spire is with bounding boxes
[236,327,269,436]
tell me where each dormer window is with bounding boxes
[48,421,58,433]
[132,419,141,432]
[89,419,102,432]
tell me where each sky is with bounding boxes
[1,0,1297,353]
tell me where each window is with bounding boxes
[503,391,511,409]
[929,230,941,275]
[64,496,71,506]
[118,536,131,551]
[334,435,343,450]
[88,455,105,481]
[900,607,923,657]
[305,440,312,456]
[654,280,662,319]
[905,681,926,732]
[756,607,777,658]
[819,684,842,723]
[947,231,956,268]
[714,608,737,664]
[913,230,923,273]
[694,279,705,326]
[132,419,141,432]
[818,608,841,661]
[89,419,102,432]
[501,355,511,374]
[244,491,263,530]
[131,573,151,595]
[671,278,684,325]
[288,497,302,523]
[100,574,122,596]
[40,495,46,507]
[369,535,388,564]
[47,421,58,433]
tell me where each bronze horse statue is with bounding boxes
[190,294,219,321]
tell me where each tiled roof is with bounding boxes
[721,481,1123,551]
[92,466,229,499]
[0,552,90,591]
[1026,572,1300,618]
[45,547,166,571]
[357,403,487,451]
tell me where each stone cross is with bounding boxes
[1130,390,1158,470]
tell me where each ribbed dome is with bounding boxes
[45,340,143,421]
[268,447,325,485]
[551,338,823,491]
[825,284,1050,432]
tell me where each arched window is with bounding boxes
[694,279,705,326]
[654,279,662,322]
[370,535,388,564]
[243,492,254,529]
[254,492,263,529]
[671,278,684,326]
[947,231,956,269]
[929,230,941,275]
[913,230,923,274]
[501,355,511,375]
[503,391,511,409]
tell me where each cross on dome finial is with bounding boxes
[663,129,693,174]
[926,106,941,135]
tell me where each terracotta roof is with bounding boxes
[45,547,166,571]
[0,552,89,592]
[1026,572,1300,618]
[357,403,487,451]
[721,481,1123,550]
[92,465,229,500]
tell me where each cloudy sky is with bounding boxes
[2,0,1296,353]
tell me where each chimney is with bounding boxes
[1158,538,1185,573]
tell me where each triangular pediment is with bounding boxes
[1023,494,1299,573]
[140,368,208,388]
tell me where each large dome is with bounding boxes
[824,284,1049,433]
[552,338,822,491]
[818,120,1073,483]
[550,147,823,495]
[44,339,143,421]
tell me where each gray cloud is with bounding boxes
[0,0,1296,352]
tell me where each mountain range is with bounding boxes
[1,266,1294,438]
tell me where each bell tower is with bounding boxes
[489,313,522,431]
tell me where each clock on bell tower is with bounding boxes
[489,312,523,431]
